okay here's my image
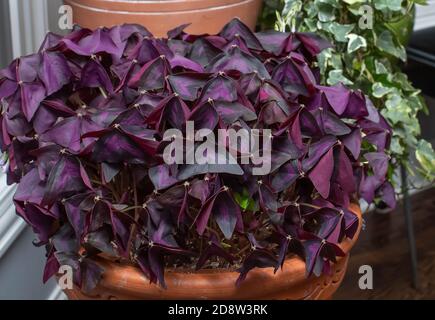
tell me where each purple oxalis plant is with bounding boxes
[0,19,395,291]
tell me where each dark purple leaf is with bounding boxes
[196,187,242,239]
[214,100,257,124]
[64,193,89,239]
[14,168,47,204]
[255,31,292,56]
[80,258,105,293]
[40,116,102,152]
[360,174,382,204]
[39,51,71,95]
[128,56,168,90]
[61,27,122,57]
[271,160,300,192]
[196,234,235,270]
[364,152,389,180]
[219,18,262,51]
[308,148,334,198]
[20,82,46,121]
[190,38,222,66]
[377,181,396,209]
[43,250,60,283]
[336,147,356,194]
[81,59,114,94]
[296,33,332,57]
[317,84,350,115]
[42,156,91,207]
[147,94,190,131]
[149,164,179,190]
[14,202,56,244]
[198,74,238,103]
[342,128,362,160]
[302,135,336,172]
[52,223,79,253]
[188,101,219,130]
[167,73,209,101]
[207,46,270,79]
[320,109,351,136]
[236,248,278,286]
[273,53,317,96]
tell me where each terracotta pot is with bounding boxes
[64,0,263,37]
[64,204,362,300]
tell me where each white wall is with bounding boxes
[415,0,435,30]
[0,0,64,300]
[0,228,63,300]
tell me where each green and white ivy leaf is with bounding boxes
[274,11,287,32]
[330,53,343,69]
[268,0,435,184]
[318,49,343,76]
[304,17,318,31]
[305,2,318,18]
[390,137,404,155]
[317,49,330,75]
[347,4,368,15]
[382,94,412,125]
[375,60,389,74]
[396,44,407,61]
[376,30,397,55]
[374,0,403,11]
[415,140,435,181]
[392,110,420,142]
[376,30,406,61]
[407,93,429,115]
[328,23,354,42]
[278,0,303,31]
[316,2,336,22]
[372,82,393,98]
[346,33,367,53]
[282,0,303,16]
[327,69,353,86]
[392,72,416,91]
[418,94,429,115]
[326,0,341,8]
[342,0,365,4]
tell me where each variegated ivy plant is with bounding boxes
[262,0,435,184]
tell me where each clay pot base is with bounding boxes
[64,0,263,37]
[64,204,361,300]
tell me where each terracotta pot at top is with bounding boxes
[64,0,263,37]
[64,204,362,300]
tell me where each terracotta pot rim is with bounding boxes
[72,0,250,3]
[65,0,262,37]
[66,0,258,14]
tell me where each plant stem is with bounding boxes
[299,202,322,210]
[237,244,251,256]
[127,174,140,257]
[99,86,108,99]
[122,206,143,212]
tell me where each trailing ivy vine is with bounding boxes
[262,0,435,183]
